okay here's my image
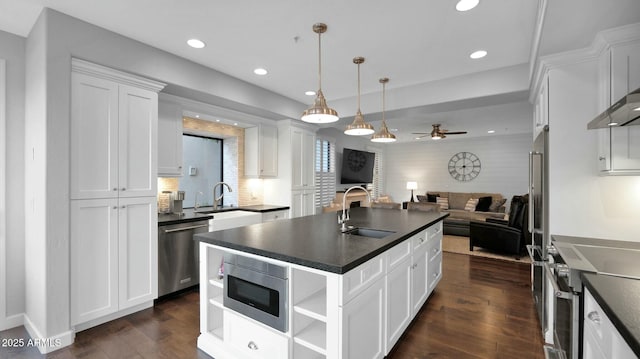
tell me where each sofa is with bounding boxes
[417,191,507,236]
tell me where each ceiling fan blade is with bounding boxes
[443,131,467,135]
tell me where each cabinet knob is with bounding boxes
[247,341,259,350]
[121,206,126,209]
[599,156,606,161]
[587,311,601,324]
[121,187,126,191]
[113,188,118,191]
[113,206,118,210]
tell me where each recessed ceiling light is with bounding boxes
[254,68,268,75]
[456,0,479,11]
[487,130,495,134]
[470,50,487,59]
[196,115,200,118]
[305,90,316,96]
[608,122,619,126]
[233,122,238,126]
[187,39,206,49]
[216,119,220,122]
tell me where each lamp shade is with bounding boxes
[406,181,418,190]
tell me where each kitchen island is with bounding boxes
[195,207,448,359]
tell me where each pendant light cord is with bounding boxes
[318,32,322,91]
[381,80,386,123]
[357,62,361,112]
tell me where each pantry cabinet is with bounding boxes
[157,98,184,176]
[245,124,278,177]
[69,59,164,329]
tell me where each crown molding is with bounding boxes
[71,58,166,92]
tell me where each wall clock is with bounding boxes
[448,152,481,181]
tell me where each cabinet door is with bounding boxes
[303,189,315,216]
[609,43,640,172]
[534,75,549,139]
[118,197,158,308]
[260,125,278,177]
[157,100,183,176]
[341,278,385,359]
[385,256,412,354]
[291,190,315,218]
[291,128,305,188]
[70,199,119,325]
[118,85,158,197]
[301,131,316,188]
[411,246,430,315]
[70,72,119,200]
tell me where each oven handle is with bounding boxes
[543,261,573,300]
[526,245,544,266]
[163,224,209,233]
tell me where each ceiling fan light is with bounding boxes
[301,23,339,124]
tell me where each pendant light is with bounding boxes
[371,77,397,143]
[345,57,375,135]
[301,23,339,124]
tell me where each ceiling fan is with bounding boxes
[412,124,468,140]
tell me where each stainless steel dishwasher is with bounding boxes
[158,219,209,296]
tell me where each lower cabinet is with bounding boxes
[224,311,289,359]
[261,209,289,222]
[70,196,157,326]
[385,256,412,351]
[341,278,386,359]
[291,189,315,218]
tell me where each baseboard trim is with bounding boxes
[0,312,24,331]
[73,301,154,332]
[23,315,74,354]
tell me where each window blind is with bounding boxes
[315,138,336,208]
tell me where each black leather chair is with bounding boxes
[469,195,529,258]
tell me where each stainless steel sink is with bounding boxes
[573,244,640,279]
[346,228,396,239]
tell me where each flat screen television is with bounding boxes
[340,148,375,184]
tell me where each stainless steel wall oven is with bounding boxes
[223,253,288,332]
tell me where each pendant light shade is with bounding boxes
[371,77,397,143]
[301,23,339,124]
[345,57,375,136]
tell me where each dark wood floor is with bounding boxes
[1,252,544,359]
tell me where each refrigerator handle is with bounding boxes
[529,151,543,233]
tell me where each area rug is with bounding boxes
[442,235,531,264]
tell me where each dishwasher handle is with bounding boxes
[162,224,209,233]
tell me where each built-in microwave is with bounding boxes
[223,253,288,332]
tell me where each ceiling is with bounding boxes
[2,0,640,143]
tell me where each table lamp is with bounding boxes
[406,181,418,202]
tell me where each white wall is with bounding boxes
[547,59,640,241]
[0,30,25,330]
[383,133,532,208]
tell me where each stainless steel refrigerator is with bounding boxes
[528,125,550,341]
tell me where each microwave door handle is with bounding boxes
[543,262,573,300]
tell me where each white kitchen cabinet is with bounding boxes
[291,127,315,189]
[224,310,289,359]
[70,196,157,325]
[157,98,183,176]
[261,209,289,222]
[583,287,636,359]
[245,124,278,178]
[385,256,412,352]
[533,73,549,140]
[291,189,315,218]
[71,60,164,199]
[341,277,385,359]
[597,41,640,174]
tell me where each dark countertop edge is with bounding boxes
[236,206,290,213]
[581,273,640,357]
[158,205,289,225]
[198,214,448,274]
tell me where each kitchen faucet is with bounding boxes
[339,186,372,232]
[212,182,233,210]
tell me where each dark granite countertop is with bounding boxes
[581,273,640,357]
[195,207,449,274]
[158,204,289,226]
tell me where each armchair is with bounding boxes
[469,194,529,258]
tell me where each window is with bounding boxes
[366,146,384,199]
[315,138,336,209]
[179,134,224,208]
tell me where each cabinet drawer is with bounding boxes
[224,311,289,359]
[341,253,385,306]
[411,230,428,252]
[428,254,442,292]
[262,210,288,222]
[387,240,411,271]
[426,221,442,241]
[427,237,442,262]
[583,288,636,359]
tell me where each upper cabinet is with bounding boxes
[290,127,315,189]
[244,124,278,177]
[533,73,549,139]
[70,60,165,199]
[158,99,184,177]
[596,40,640,174]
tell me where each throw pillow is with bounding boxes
[427,193,439,203]
[489,198,507,212]
[475,196,492,212]
[464,198,479,212]
[436,197,449,210]
[416,195,428,202]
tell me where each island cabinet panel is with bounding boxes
[197,219,444,359]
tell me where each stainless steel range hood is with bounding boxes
[587,87,640,129]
